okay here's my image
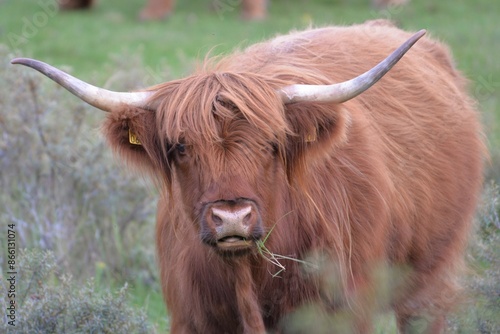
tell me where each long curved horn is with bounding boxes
[11,58,156,112]
[279,29,426,104]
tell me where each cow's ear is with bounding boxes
[102,106,165,176]
[283,103,350,179]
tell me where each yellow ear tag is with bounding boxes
[128,129,142,145]
[305,129,317,143]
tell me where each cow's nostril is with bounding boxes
[212,212,223,226]
[243,212,252,225]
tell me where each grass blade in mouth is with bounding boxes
[256,214,317,277]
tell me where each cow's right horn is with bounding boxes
[279,29,426,104]
[11,58,156,112]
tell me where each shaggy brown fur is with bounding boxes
[103,20,485,333]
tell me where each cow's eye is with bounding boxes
[176,143,186,155]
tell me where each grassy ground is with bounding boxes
[1,0,499,332]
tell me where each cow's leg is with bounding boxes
[235,259,266,334]
[394,284,449,334]
[139,0,175,20]
[395,284,448,333]
[241,0,267,20]
[394,253,463,333]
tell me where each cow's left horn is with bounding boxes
[11,58,156,112]
[279,29,426,104]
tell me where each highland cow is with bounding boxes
[12,20,485,333]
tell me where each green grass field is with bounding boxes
[1,0,499,332]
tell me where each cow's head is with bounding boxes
[12,31,424,256]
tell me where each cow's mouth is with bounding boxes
[216,235,253,251]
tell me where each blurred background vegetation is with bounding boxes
[0,0,498,332]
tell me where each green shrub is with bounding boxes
[448,181,500,333]
[0,249,157,333]
[0,45,159,286]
